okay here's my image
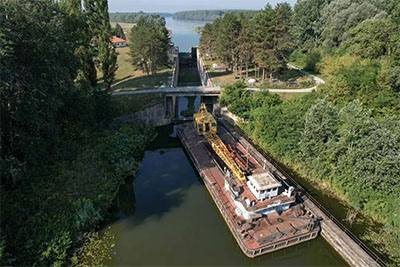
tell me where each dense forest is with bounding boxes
[173,10,258,21]
[109,12,166,25]
[206,0,400,263]
[0,0,155,265]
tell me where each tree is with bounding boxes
[253,5,277,81]
[83,0,117,89]
[60,0,97,87]
[214,14,242,77]
[292,0,328,50]
[114,23,126,40]
[318,0,386,47]
[253,4,293,81]
[300,99,338,179]
[98,31,118,89]
[0,0,77,174]
[237,16,255,79]
[272,3,294,63]
[109,12,166,25]
[199,23,216,59]
[343,19,398,59]
[129,19,170,76]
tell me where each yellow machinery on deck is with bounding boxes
[194,103,246,181]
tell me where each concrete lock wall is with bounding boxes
[197,48,214,87]
[114,103,171,127]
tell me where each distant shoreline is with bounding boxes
[110,10,258,23]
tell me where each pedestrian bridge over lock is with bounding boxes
[111,85,317,97]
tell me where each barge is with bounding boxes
[176,103,320,258]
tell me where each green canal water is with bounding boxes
[102,125,347,266]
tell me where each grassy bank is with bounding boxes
[104,22,172,92]
[1,121,157,265]
[1,90,159,265]
[203,58,315,88]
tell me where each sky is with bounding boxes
[108,0,298,13]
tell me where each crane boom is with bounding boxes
[194,103,246,181]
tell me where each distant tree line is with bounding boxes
[214,0,400,264]
[109,12,166,25]
[173,9,258,21]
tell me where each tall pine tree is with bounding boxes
[129,18,170,76]
[114,23,126,39]
[83,0,117,89]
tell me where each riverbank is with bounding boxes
[0,122,157,266]
[218,82,399,265]
[218,117,380,266]
[232,121,391,264]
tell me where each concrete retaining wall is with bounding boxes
[115,103,171,127]
[171,48,180,87]
[197,49,214,87]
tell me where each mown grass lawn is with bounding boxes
[203,58,315,89]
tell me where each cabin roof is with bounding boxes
[112,36,126,43]
[247,172,281,190]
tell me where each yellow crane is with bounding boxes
[194,103,246,181]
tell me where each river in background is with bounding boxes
[164,16,208,52]
[103,125,347,266]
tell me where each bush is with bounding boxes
[1,124,157,266]
[290,50,322,73]
[220,82,400,263]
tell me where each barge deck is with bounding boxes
[176,122,320,257]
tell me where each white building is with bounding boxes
[112,36,126,48]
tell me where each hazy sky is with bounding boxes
[108,0,298,13]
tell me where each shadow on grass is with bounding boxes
[112,74,135,85]
[112,71,172,91]
[209,70,232,78]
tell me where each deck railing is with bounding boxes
[177,126,321,258]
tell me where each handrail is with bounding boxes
[177,126,321,258]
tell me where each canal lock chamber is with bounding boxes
[168,47,218,121]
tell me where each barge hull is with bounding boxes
[176,123,319,258]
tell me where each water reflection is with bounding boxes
[117,177,136,217]
[177,96,200,119]
[103,126,347,266]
